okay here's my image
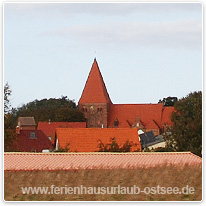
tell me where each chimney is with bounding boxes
[49,119,51,124]
[16,126,20,134]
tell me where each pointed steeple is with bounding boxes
[79,59,112,104]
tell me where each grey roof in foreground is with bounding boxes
[140,131,165,149]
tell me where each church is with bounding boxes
[78,58,174,136]
[14,58,174,153]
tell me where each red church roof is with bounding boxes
[162,107,174,126]
[56,128,141,152]
[16,130,53,152]
[79,59,112,104]
[146,120,160,130]
[37,122,86,144]
[4,152,202,171]
[108,104,163,129]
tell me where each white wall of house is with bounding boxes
[148,141,166,150]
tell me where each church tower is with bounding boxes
[78,59,112,128]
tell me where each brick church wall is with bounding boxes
[79,103,111,128]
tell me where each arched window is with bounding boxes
[82,107,87,112]
[97,108,103,112]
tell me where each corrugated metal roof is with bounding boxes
[4,152,201,171]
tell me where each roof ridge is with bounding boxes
[112,104,163,106]
[38,121,86,123]
[4,151,197,155]
[55,128,138,130]
[96,60,112,104]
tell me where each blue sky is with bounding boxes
[4,3,202,108]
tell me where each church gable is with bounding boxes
[131,117,145,130]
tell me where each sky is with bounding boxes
[4,2,202,108]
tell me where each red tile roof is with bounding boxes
[56,128,141,152]
[146,120,160,130]
[4,152,202,171]
[79,59,112,104]
[108,104,163,128]
[16,130,53,152]
[108,104,175,130]
[37,122,86,144]
[162,107,175,126]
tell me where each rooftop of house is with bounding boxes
[4,152,202,171]
[37,121,87,144]
[145,135,165,148]
[56,128,141,152]
[18,117,36,126]
[16,130,53,152]
[139,132,165,149]
[139,131,156,144]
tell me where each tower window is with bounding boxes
[97,108,103,112]
[82,108,87,112]
[114,119,119,127]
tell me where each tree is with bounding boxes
[158,96,178,106]
[56,108,85,122]
[4,83,18,152]
[4,129,18,152]
[4,82,12,114]
[9,96,85,128]
[54,143,70,152]
[98,137,134,152]
[165,91,202,156]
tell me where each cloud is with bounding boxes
[5,3,202,50]
[5,2,202,16]
[40,19,202,50]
